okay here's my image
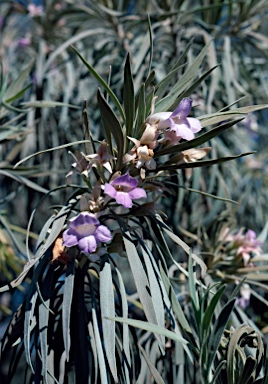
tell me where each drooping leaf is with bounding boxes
[92,307,108,384]
[141,243,165,344]
[62,257,75,361]
[115,268,131,368]
[100,257,118,383]
[108,317,189,346]
[139,344,165,384]
[123,233,163,349]
[159,264,192,334]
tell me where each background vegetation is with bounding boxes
[1,0,268,383]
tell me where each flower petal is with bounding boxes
[170,98,192,119]
[70,212,99,227]
[104,183,117,198]
[78,235,97,253]
[112,173,138,189]
[95,225,112,243]
[115,191,133,208]
[158,116,173,130]
[146,112,171,126]
[145,158,156,170]
[62,228,78,247]
[172,123,195,140]
[187,117,202,133]
[129,187,147,200]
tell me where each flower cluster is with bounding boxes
[222,228,262,266]
[61,98,206,260]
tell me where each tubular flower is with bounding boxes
[104,173,147,208]
[62,212,112,254]
[167,147,211,165]
[146,98,202,143]
[124,124,158,170]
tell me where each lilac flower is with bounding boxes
[146,98,202,142]
[222,227,262,265]
[62,212,112,254]
[104,173,146,208]
[18,36,31,48]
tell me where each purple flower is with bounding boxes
[18,37,31,48]
[62,212,112,254]
[104,173,147,208]
[146,98,202,142]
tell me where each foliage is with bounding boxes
[0,1,268,383]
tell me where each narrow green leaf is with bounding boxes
[123,54,135,138]
[207,299,236,377]
[200,104,268,127]
[139,344,165,384]
[115,268,131,369]
[155,118,244,157]
[88,322,99,384]
[62,257,75,361]
[146,14,153,78]
[163,226,207,277]
[4,82,32,103]
[21,100,80,109]
[154,75,196,113]
[145,86,155,116]
[108,317,188,345]
[188,255,199,311]
[202,285,226,336]
[158,152,254,171]
[227,325,253,384]
[2,59,34,101]
[160,264,192,333]
[0,170,49,194]
[178,186,239,205]
[39,267,55,383]
[97,90,124,170]
[155,43,210,112]
[141,244,165,345]
[100,258,118,383]
[135,83,146,136]
[24,254,50,373]
[237,356,256,384]
[154,64,186,101]
[122,233,163,348]
[14,140,92,168]
[169,65,218,111]
[72,46,125,121]
[209,360,227,384]
[173,38,194,69]
[92,307,108,384]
